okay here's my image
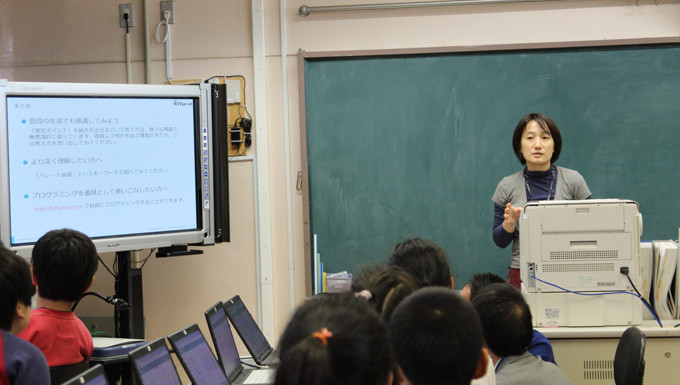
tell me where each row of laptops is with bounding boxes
[64,295,278,385]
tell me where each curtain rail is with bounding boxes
[299,0,656,16]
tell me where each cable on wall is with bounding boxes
[143,0,152,83]
[124,13,132,83]
[155,10,173,83]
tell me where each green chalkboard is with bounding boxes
[302,43,680,289]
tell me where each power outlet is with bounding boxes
[226,79,241,104]
[160,1,174,24]
[527,262,536,288]
[119,3,134,28]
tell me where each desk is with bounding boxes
[91,337,146,385]
[538,320,680,385]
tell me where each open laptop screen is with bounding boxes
[129,338,182,385]
[224,295,271,360]
[168,324,229,385]
[62,364,109,385]
[205,302,242,381]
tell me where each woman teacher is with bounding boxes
[492,113,591,288]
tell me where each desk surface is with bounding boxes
[537,319,680,339]
[91,337,147,363]
[93,337,146,348]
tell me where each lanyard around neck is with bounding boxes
[524,165,556,202]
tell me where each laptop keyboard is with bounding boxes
[244,369,275,384]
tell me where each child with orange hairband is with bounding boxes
[273,293,394,385]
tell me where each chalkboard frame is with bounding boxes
[298,37,680,294]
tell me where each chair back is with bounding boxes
[614,326,646,385]
[49,360,89,385]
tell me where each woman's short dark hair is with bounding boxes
[512,112,562,165]
[274,293,394,385]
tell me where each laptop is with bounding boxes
[167,324,230,385]
[223,295,279,366]
[62,364,110,385]
[205,302,275,385]
[128,338,183,385]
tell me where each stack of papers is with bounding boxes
[644,240,680,319]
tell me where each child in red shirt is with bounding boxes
[18,229,98,367]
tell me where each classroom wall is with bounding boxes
[1,0,678,366]
[287,0,680,51]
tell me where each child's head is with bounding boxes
[356,265,419,323]
[0,245,36,333]
[274,293,394,385]
[387,237,453,288]
[460,272,505,301]
[31,228,99,302]
[471,282,533,358]
[351,263,384,292]
[389,287,487,385]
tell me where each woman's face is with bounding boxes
[520,120,554,171]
